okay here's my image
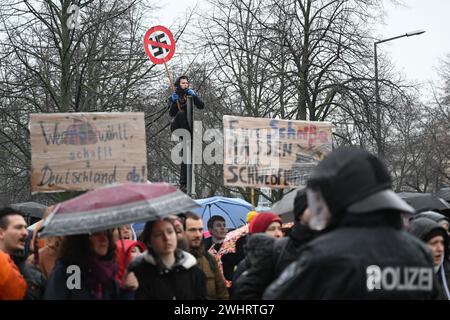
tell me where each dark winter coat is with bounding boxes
[221,235,247,284]
[168,88,204,132]
[233,222,317,300]
[231,234,275,299]
[436,261,450,300]
[263,211,439,300]
[128,249,207,300]
[44,261,130,300]
[409,217,450,300]
[12,253,46,300]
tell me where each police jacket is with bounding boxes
[263,211,439,300]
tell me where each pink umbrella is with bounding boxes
[220,224,249,254]
[41,183,199,237]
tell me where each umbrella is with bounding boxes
[437,188,450,202]
[191,196,252,229]
[40,183,199,237]
[27,220,42,231]
[398,192,450,215]
[10,202,47,219]
[272,188,305,223]
[221,224,249,254]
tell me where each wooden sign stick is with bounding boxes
[164,61,181,111]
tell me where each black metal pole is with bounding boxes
[373,31,424,159]
[374,42,383,159]
[186,96,193,196]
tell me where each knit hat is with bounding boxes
[246,211,259,224]
[249,212,282,234]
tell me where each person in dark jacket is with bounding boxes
[409,217,450,299]
[128,218,207,300]
[411,211,449,233]
[233,190,318,300]
[44,230,137,300]
[263,147,439,300]
[168,75,204,192]
[232,212,283,290]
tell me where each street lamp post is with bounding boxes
[374,30,425,159]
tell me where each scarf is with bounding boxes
[83,256,117,300]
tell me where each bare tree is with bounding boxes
[0,0,165,202]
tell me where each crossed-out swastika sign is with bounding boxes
[143,25,175,64]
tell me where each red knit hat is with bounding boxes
[249,212,282,234]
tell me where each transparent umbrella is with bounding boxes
[40,183,199,237]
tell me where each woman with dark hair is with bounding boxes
[128,218,207,300]
[44,230,138,300]
[168,75,205,132]
[167,75,205,192]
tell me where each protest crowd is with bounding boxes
[1,147,450,300]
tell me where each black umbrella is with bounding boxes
[272,187,306,223]
[10,202,48,219]
[397,192,450,215]
[437,188,450,202]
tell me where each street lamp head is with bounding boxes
[406,30,425,37]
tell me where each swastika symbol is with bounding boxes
[151,33,169,57]
[143,25,175,64]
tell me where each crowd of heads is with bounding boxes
[1,147,450,300]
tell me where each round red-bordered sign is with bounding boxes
[143,25,176,64]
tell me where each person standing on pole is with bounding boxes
[167,75,204,193]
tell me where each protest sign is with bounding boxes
[223,116,332,188]
[30,113,147,192]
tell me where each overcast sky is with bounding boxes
[150,0,450,88]
[376,0,450,86]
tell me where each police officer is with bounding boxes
[263,147,438,299]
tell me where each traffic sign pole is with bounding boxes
[163,61,180,111]
[143,25,179,111]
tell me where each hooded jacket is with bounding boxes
[128,249,207,300]
[409,217,450,300]
[263,211,439,300]
[115,240,145,285]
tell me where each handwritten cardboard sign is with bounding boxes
[223,116,332,189]
[30,113,147,193]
